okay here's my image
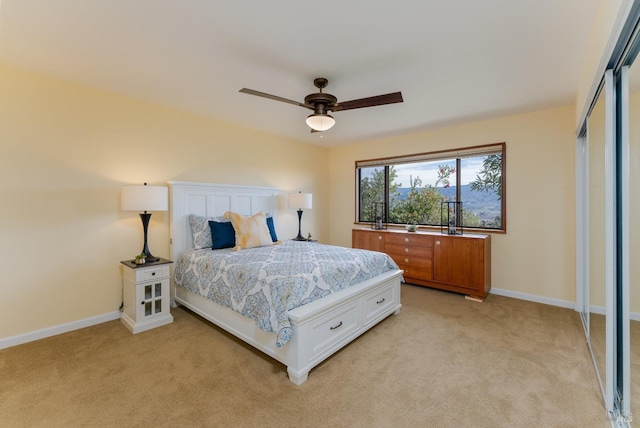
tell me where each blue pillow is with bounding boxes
[266,216,278,242]
[208,220,236,250]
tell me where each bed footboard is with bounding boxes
[174,269,403,385]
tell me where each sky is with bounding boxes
[392,157,484,188]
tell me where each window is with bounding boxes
[356,143,505,232]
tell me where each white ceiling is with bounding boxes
[0,1,598,146]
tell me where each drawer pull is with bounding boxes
[404,258,409,263]
[378,236,382,240]
[330,321,343,331]
[405,248,409,253]
[436,241,440,245]
[404,238,409,243]
[376,297,386,305]
[151,272,156,276]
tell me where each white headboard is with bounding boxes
[168,181,280,262]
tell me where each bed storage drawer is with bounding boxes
[364,283,397,323]
[310,302,360,354]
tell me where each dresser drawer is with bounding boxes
[123,264,171,283]
[396,262,432,281]
[388,252,432,269]
[385,243,432,259]
[385,233,433,248]
[310,302,360,354]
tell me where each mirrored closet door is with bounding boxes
[579,69,616,413]
[577,7,640,421]
[583,76,610,408]
[627,56,640,423]
[621,40,640,420]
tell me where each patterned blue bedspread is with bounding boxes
[174,240,400,347]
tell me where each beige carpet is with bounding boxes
[0,284,609,427]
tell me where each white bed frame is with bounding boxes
[168,181,403,385]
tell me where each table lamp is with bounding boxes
[288,191,312,241]
[121,183,168,262]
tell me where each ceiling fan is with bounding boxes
[239,78,403,132]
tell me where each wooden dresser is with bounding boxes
[353,228,491,300]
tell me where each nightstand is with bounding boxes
[120,257,173,334]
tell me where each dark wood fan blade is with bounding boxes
[239,88,313,109]
[331,92,403,112]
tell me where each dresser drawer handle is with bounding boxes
[405,248,409,253]
[404,238,409,243]
[330,321,343,331]
[436,241,440,245]
[404,258,409,263]
[151,272,156,276]
[376,297,386,305]
[378,236,382,240]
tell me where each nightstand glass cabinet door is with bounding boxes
[141,281,165,317]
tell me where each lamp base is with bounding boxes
[292,209,308,242]
[139,212,160,264]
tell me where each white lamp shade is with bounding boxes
[306,114,335,131]
[121,185,168,212]
[288,192,312,210]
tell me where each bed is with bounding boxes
[168,181,403,385]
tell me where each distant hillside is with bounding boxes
[395,185,500,222]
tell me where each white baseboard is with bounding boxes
[589,305,606,316]
[3,292,639,350]
[490,287,576,310]
[0,311,121,350]
[586,306,640,320]
[491,288,640,321]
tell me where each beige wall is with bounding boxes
[0,64,329,340]
[328,105,577,303]
[0,42,602,341]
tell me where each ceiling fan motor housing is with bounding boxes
[304,92,337,114]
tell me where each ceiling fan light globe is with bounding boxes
[306,114,335,131]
